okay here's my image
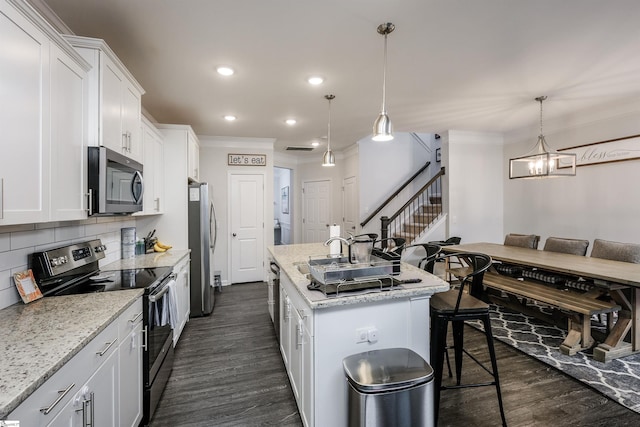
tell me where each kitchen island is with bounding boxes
[268,243,449,427]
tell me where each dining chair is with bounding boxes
[590,239,640,263]
[504,233,540,249]
[543,237,589,256]
[373,237,406,255]
[403,243,441,272]
[494,233,540,277]
[430,252,507,427]
[428,236,462,246]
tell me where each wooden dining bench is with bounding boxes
[481,271,621,355]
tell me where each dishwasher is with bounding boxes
[269,262,281,341]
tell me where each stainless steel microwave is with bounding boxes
[88,146,143,215]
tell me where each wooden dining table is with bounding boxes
[440,242,640,362]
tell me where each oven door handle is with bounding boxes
[148,275,177,302]
[149,285,169,302]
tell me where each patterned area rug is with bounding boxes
[467,305,640,414]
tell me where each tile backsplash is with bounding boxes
[0,217,139,310]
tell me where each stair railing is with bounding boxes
[380,167,445,247]
[360,161,431,228]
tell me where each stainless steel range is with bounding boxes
[31,239,175,426]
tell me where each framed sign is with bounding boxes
[558,134,640,167]
[228,154,267,166]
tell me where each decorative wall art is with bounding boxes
[558,134,640,167]
[281,186,289,214]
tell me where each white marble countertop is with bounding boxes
[0,249,190,418]
[268,243,449,309]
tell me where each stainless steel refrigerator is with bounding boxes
[188,182,217,316]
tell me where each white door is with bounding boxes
[302,180,331,243]
[230,174,264,283]
[342,176,357,236]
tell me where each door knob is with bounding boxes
[232,233,237,237]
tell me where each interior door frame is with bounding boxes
[301,178,333,243]
[227,171,267,284]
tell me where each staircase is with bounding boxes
[379,168,445,246]
[392,196,443,242]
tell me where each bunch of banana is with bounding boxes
[153,240,173,252]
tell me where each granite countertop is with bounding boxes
[268,243,449,309]
[0,249,190,418]
[102,249,190,270]
[0,290,143,418]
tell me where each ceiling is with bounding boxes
[40,0,640,153]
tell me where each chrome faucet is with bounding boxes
[324,236,350,258]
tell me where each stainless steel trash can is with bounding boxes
[343,348,434,427]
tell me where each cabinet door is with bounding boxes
[85,345,119,427]
[279,286,290,367]
[122,82,143,162]
[101,55,124,153]
[187,132,199,181]
[50,43,88,221]
[142,123,157,214]
[0,0,50,225]
[119,322,143,427]
[301,323,314,427]
[289,310,303,402]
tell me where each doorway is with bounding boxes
[302,179,332,243]
[229,173,264,283]
[274,167,292,245]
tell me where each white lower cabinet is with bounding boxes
[277,267,432,427]
[118,299,144,427]
[8,297,143,427]
[173,257,191,347]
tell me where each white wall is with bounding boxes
[503,100,640,250]
[0,217,137,310]
[197,136,275,285]
[444,130,504,244]
[358,132,438,237]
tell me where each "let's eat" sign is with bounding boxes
[228,154,267,166]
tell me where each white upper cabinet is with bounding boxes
[0,0,90,226]
[141,116,164,215]
[64,35,145,163]
[188,131,200,182]
[50,42,89,221]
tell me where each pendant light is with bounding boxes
[322,94,336,167]
[509,96,576,179]
[372,22,395,142]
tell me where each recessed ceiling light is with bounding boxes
[217,66,235,76]
[308,76,324,85]
[224,115,237,121]
[311,141,320,147]
[285,119,297,125]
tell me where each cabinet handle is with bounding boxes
[122,132,128,152]
[87,189,93,216]
[154,197,160,211]
[96,338,117,356]
[127,131,132,152]
[142,325,148,350]
[40,383,75,414]
[129,311,143,323]
[285,297,291,320]
[89,391,95,427]
[0,177,3,219]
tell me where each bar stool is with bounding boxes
[430,252,507,427]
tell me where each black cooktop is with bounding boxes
[52,267,172,296]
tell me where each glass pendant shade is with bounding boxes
[509,96,576,179]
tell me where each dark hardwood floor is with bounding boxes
[150,282,640,427]
[149,282,302,427]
